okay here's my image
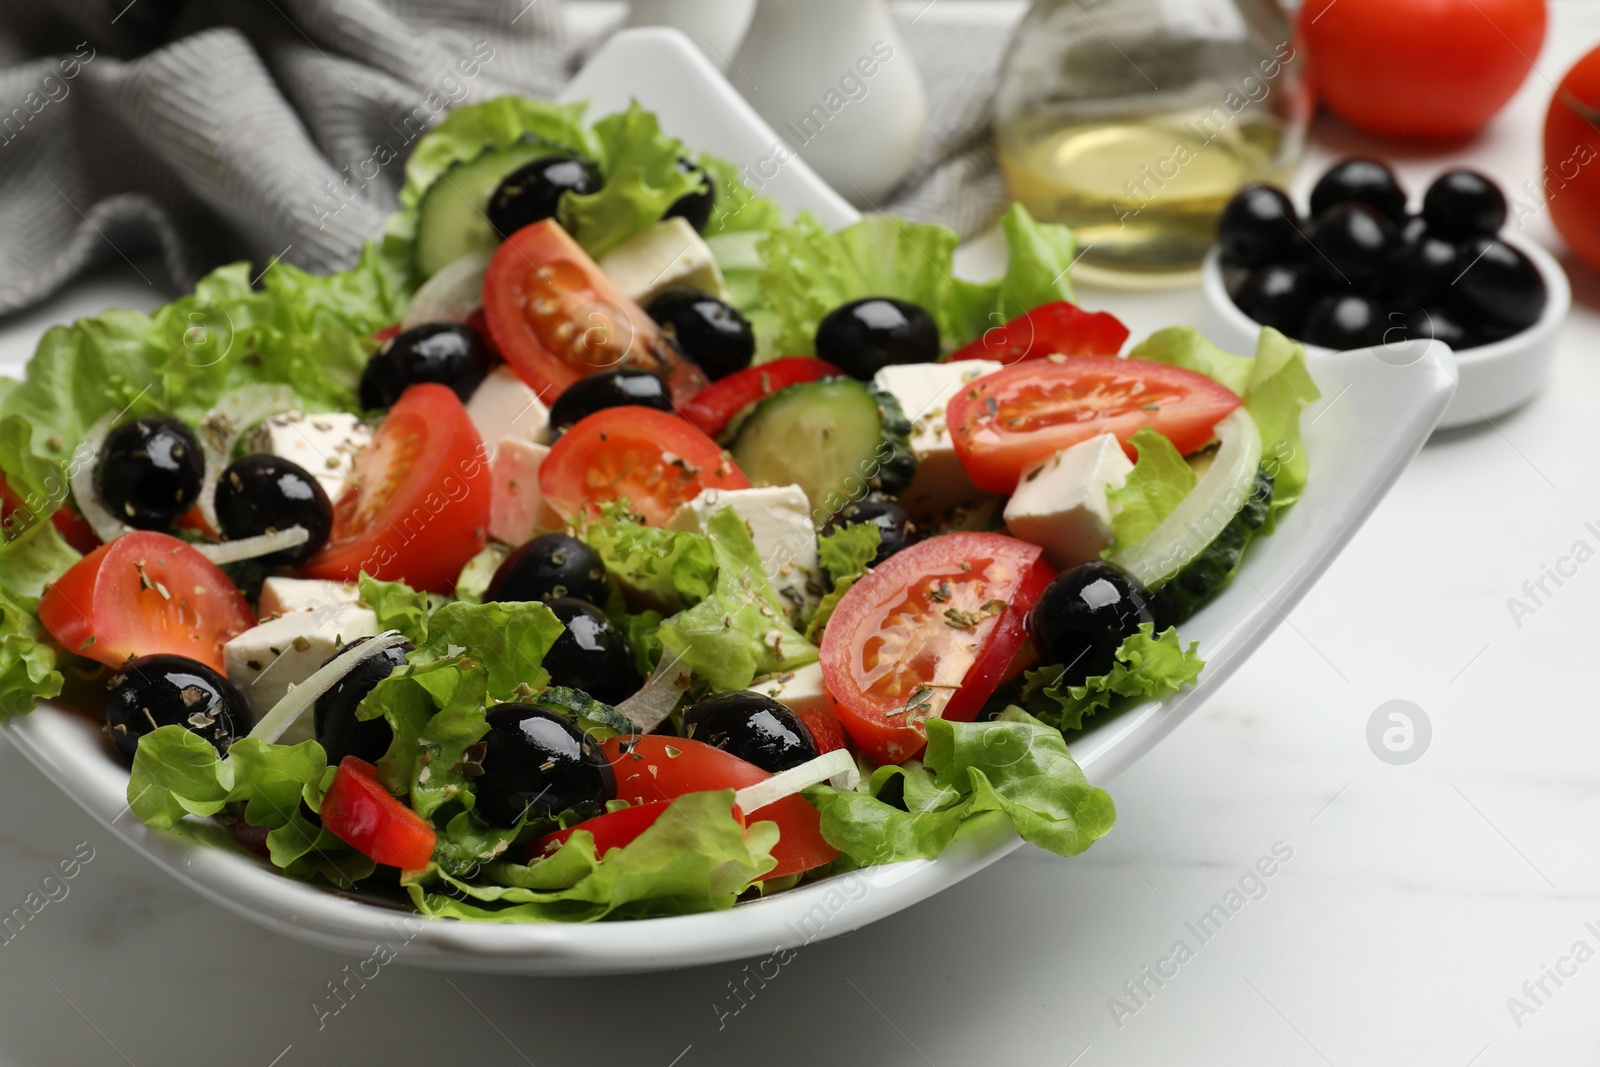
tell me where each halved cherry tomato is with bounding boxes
[301,383,489,594]
[320,757,437,871]
[372,324,401,345]
[0,474,100,555]
[539,406,750,526]
[530,799,748,861]
[820,533,1053,764]
[795,704,847,755]
[948,301,1130,365]
[38,531,255,672]
[599,735,839,880]
[677,356,844,438]
[482,220,708,405]
[946,357,1241,494]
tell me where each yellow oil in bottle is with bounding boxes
[997,111,1292,287]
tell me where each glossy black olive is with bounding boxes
[314,637,410,765]
[1422,169,1507,242]
[474,703,616,827]
[1231,262,1316,336]
[487,155,600,239]
[1381,302,1472,351]
[1306,203,1397,288]
[1399,214,1429,246]
[823,498,915,569]
[541,598,640,705]
[1386,236,1460,305]
[359,323,492,409]
[1309,158,1408,226]
[664,157,714,231]
[213,454,332,564]
[815,298,940,380]
[1454,237,1546,329]
[546,370,674,437]
[684,691,818,773]
[1216,186,1304,269]
[96,416,204,530]
[1301,293,1386,350]
[485,533,610,606]
[105,654,245,761]
[1029,563,1154,688]
[645,288,754,381]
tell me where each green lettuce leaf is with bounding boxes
[0,431,81,717]
[559,101,702,259]
[357,573,436,645]
[946,204,1078,342]
[805,521,880,641]
[696,152,784,238]
[127,728,327,831]
[1129,325,1254,395]
[582,504,717,612]
[1105,428,1197,556]
[1020,623,1204,731]
[396,97,596,212]
[0,580,62,718]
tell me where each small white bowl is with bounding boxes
[1201,230,1570,430]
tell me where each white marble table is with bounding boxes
[4,3,1600,1064]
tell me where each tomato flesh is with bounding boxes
[320,757,437,871]
[531,798,749,861]
[677,356,844,439]
[1546,46,1600,271]
[38,531,255,672]
[948,301,1130,364]
[539,406,750,526]
[0,474,100,554]
[820,533,1052,764]
[946,356,1241,494]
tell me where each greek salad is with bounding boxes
[0,97,1318,922]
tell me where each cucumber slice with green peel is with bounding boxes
[1109,407,1263,590]
[413,139,570,278]
[729,378,916,522]
[1149,466,1273,626]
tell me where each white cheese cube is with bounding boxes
[872,360,1003,517]
[597,218,731,306]
[489,437,554,546]
[466,365,551,456]
[247,411,371,502]
[749,661,830,720]
[222,603,381,739]
[1003,433,1134,569]
[256,577,360,620]
[669,485,819,621]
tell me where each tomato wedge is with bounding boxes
[320,757,437,871]
[820,533,1054,764]
[539,406,750,526]
[948,301,1130,364]
[677,356,844,438]
[531,798,749,860]
[301,383,489,594]
[946,357,1242,494]
[38,531,255,672]
[483,220,708,406]
[0,474,100,555]
[599,735,839,880]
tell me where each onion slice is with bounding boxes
[193,525,308,565]
[248,629,409,744]
[68,412,135,544]
[616,652,692,733]
[195,385,298,534]
[732,749,858,814]
[400,250,490,330]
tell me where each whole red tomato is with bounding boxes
[1299,0,1546,140]
[1545,45,1600,270]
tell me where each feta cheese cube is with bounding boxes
[246,411,371,502]
[489,436,554,546]
[872,361,1003,517]
[749,661,830,720]
[256,577,360,620]
[597,218,731,306]
[222,603,381,739]
[1003,433,1134,569]
[669,485,819,620]
[466,365,551,456]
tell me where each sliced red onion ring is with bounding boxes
[732,749,858,813]
[400,250,490,330]
[248,629,410,744]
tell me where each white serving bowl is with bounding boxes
[1201,230,1569,430]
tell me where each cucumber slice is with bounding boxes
[413,139,567,278]
[1148,466,1272,626]
[729,378,916,521]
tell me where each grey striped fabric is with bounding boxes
[0,0,1011,316]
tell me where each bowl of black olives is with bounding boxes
[1203,159,1569,431]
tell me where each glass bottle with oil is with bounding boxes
[995,0,1308,287]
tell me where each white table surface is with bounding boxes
[4,3,1600,1065]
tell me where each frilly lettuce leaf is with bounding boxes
[945,203,1079,342]
[559,101,703,259]
[805,520,880,641]
[696,151,784,238]
[396,97,596,212]
[1105,428,1197,556]
[128,730,327,830]
[1020,623,1204,731]
[582,504,718,612]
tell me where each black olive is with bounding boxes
[314,637,410,765]
[823,499,915,569]
[1216,186,1304,269]
[683,691,818,773]
[213,454,332,564]
[1309,158,1408,226]
[1230,263,1316,337]
[644,288,754,382]
[1306,203,1397,288]
[541,598,640,705]
[1029,563,1154,688]
[815,298,940,379]
[1422,169,1507,242]
[105,654,246,761]
[1380,302,1473,351]
[1302,293,1386,350]
[474,703,615,827]
[360,323,492,409]
[1398,214,1429,246]
[486,155,600,240]
[1386,236,1460,305]
[664,157,714,231]
[485,533,610,606]
[1454,237,1546,329]
[546,370,674,437]
[96,416,204,530]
